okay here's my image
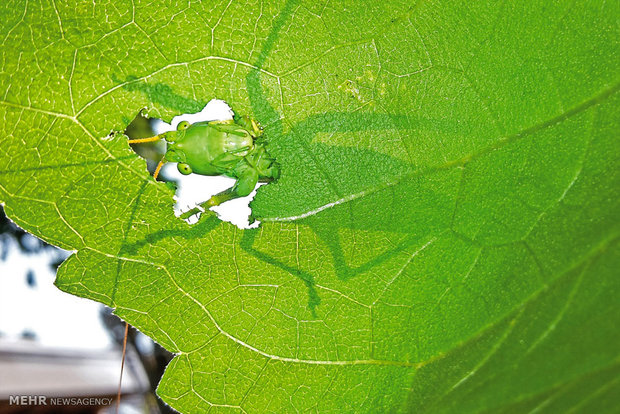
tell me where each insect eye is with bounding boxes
[177,121,190,130]
[177,163,193,175]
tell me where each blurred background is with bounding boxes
[0,101,259,413]
[0,203,174,414]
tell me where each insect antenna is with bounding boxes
[127,135,163,144]
[127,135,167,180]
[153,158,166,180]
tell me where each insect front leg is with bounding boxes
[259,162,280,182]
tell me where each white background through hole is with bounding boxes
[152,99,264,229]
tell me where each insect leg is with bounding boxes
[260,161,280,181]
[207,167,259,206]
[180,167,259,220]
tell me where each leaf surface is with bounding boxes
[1,1,619,412]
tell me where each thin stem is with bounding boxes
[116,322,129,414]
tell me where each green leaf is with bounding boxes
[1,1,619,412]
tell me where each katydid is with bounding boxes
[128,115,280,218]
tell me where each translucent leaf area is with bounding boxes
[1,1,618,412]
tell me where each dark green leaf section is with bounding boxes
[0,1,618,413]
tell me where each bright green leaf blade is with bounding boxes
[1,1,619,413]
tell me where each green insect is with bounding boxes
[128,115,279,215]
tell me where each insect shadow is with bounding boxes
[241,0,456,308]
[112,74,207,115]
[116,0,456,313]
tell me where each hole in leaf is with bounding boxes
[125,100,267,229]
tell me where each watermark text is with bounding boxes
[9,395,113,406]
